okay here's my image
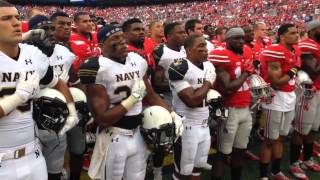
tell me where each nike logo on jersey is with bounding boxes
[116,71,140,82]
[1,70,35,82]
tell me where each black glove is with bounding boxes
[23,29,55,57]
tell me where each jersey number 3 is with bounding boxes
[114,86,131,101]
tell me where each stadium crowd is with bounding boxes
[17,0,320,29]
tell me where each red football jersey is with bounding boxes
[252,37,272,61]
[260,44,301,92]
[211,39,226,49]
[208,48,251,108]
[299,38,320,90]
[69,32,100,72]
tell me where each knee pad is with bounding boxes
[111,156,126,179]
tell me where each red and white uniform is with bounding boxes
[209,49,251,108]
[294,38,320,135]
[252,37,272,61]
[299,38,320,90]
[260,44,301,111]
[69,33,100,72]
[208,48,252,154]
[211,39,226,50]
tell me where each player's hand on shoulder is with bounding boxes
[23,29,55,57]
[15,72,40,103]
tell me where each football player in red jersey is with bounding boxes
[253,22,272,64]
[259,24,300,180]
[209,27,254,180]
[144,21,164,54]
[69,12,100,74]
[289,20,320,179]
[212,26,227,49]
[123,18,146,57]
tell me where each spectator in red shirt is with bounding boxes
[70,12,100,74]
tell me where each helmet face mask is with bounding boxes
[301,83,314,99]
[75,101,91,126]
[141,122,175,151]
[208,97,228,125]
[141,106,177,152]
[33,96,69,133]
[249,75,273,104]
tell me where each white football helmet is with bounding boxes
[296,71,314,99]
[69,88,91,126]
[249,74,273,103]
[206,89,228,125]
[33,88,69,133]
[141,106,176,151]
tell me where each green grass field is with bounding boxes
[79,138,320,180]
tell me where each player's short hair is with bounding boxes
[184,34,202,49]
[253,21,266,30]
[122,18,143,32]
[278,23,296,36]
[74,11,89,22]
[164,22,181,38]
[0,0,14,7]
[148,20,161,30]
[27,7,42,20]
[215,26,228,35]
[50,11,69,22]
[185,19,202,34]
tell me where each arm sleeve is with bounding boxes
[78,57,102,85]
[208,49,230,70]
[170,80,191,93]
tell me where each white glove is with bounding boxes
[16,72,40,103]
[22,29,46,41]
[59,102,79,135]
[171,111,184,139]
[121,79,146,111]
[204,68,216,85]
[297,71,313,85]
[131,79,147,100]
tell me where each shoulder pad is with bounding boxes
[79,57,100,84]
[168,58,189,81]
[57,42,74,53]
[22,40,54,57]
[152,44,165,65]
[128,51,146,60]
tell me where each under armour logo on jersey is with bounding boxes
[35,149,40,158]
[25,59,32,65]
[131,62,136,67]
[56,56,63,60]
